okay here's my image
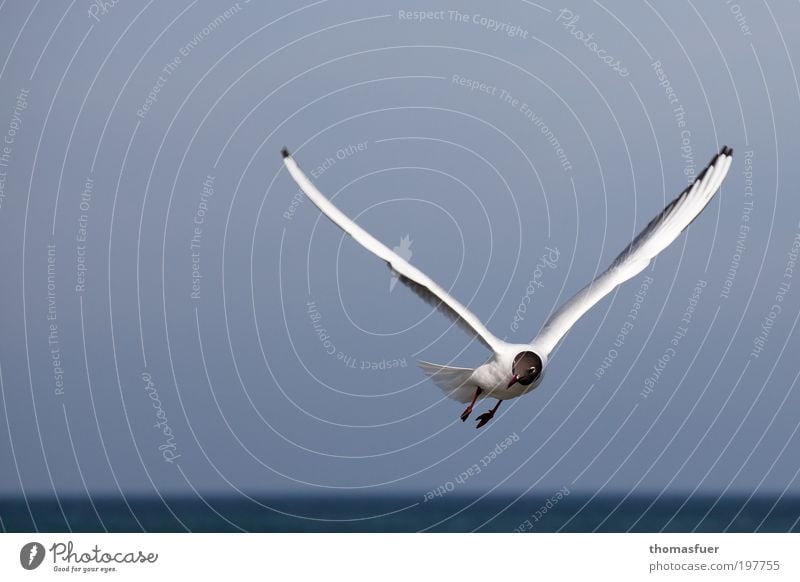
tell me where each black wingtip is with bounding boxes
[281,147,291,159]
[721,145,733,157]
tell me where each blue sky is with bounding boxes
[0,0,799,501]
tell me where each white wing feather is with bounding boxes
[282,149,503,352]
[533,146,733,356]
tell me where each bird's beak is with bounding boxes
[507,375,519,389]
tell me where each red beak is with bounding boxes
[507,375,519,389]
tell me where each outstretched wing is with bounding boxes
[282,148,503,352]
[533,146,733,356]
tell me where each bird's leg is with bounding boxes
[475,400,502,429]
[460,387,483,422]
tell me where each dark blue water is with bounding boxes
[2,495,798,532]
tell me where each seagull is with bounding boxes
[282,146,733,428]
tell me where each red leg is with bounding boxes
[475,400,502,428]
[460,387,482,422]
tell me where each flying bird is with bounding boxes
[282,146,732,427]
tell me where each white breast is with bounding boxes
[471,349,545,400]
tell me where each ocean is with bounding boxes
[1,494,798,532]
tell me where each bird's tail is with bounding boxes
[418,360,478,403]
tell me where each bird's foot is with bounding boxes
[461,387,483,422]
[475,410,495,429]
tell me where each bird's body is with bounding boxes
[473,348,541,400]
[282,145,733,427]
[421,344,546,402]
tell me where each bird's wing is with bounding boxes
[282,149,503,352]
[532,146,733,357]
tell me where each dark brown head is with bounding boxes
[508,351,543,388]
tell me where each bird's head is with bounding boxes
[508,351,543,388]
